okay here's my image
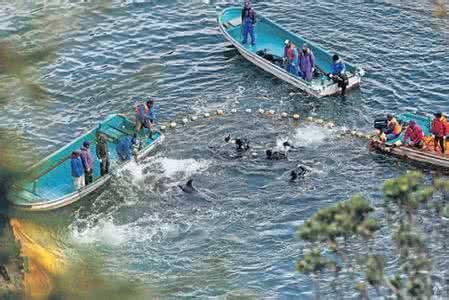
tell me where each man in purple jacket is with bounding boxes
[80,141,94,185]
[299,44,315,81]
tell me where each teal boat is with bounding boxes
[218,7,365,97]
[9,115,164,211]
[371,113,449,170]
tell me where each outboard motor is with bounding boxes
[374,115,388,131]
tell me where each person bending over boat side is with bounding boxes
[241,0,256,46]
[431,112,446,153]
[384,114,402,141]
[96,132,110,176]
[299,44,315,81]
[80,141,94,185]
[116,135,133,161]
[329,54,349,95]
[402,121,424,149]
[135,97,156,139]
[71,150,85,190]
[131,133,141,162]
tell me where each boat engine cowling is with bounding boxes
[374,116,388,131]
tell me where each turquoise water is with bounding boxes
[1,0,449,298]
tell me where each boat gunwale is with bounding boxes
[217,7,363,97]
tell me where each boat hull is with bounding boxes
[371,140,449,171]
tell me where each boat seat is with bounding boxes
[223,17,242,29]
[101,126,127,141]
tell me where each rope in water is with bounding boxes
[156,108,374,141]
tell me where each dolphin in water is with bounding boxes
[290,166,308,182]
[178,179,197,193]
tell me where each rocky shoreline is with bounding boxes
[0,216,23,299]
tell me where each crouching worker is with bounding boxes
[431,112,446,153]
[117,135,132,161]
[116,134,141,162]
[96,132,110,176]
[135,98,156,139]
[71,150,84,190]
[384,114,402,141]
[402,120,424,149]
[329,54,349,95]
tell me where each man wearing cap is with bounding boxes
[80,140,94,185]
[299,44,315,81]
[283,40,292,72]
[135,97,156,139]
[71,150,84,190]
[241,0,256,46]
[402,120,424,149]
[96,132,110,176]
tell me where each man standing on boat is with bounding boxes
[71,150,85,190]
[299,44,315,81]
[431,112,446,153]
[283,40,291,73]
[135,97,156,139]
[241,0,256,46]
[96,132,110,176]
[80,141,94,185]
[283,40,299,77]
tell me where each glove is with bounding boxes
[432,134,435,139]
[99,159,102,163]
[394,140,402,147]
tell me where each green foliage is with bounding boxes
[383,172,434,220]
[366,255,384,286]
[297,172,449,298]
[296,248,334,275]
[299,196,377,247]
[392,223,425,254]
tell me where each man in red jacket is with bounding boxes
[402,120,424,149]
[431,112,445,153]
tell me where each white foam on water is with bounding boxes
[290,125,334,147]
[116,160,146,185]
[71,218,130,246]
[158,157,211,178]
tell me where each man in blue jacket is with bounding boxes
[71,150,85,190]
[241,0,256,46]
[329,54,349,95]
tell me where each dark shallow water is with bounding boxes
[1,0,449,298]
